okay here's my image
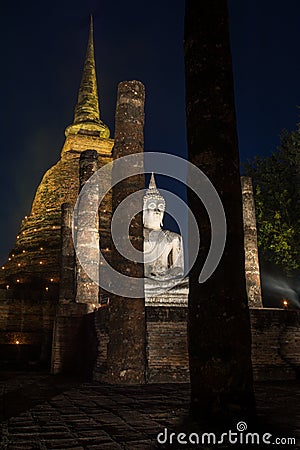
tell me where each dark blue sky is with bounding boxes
[0,0,300,263]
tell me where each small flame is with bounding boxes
[15,340,20,345]
[283,299,288,309]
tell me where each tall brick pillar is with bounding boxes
[185,0,255,420]
[75,150,99,304]
[106,80,146,384]
[241,176,263,308]
[51,151,98,374]
[59,203,75,303]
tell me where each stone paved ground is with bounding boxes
[0,372,299,449]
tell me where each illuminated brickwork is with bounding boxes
[241,176,263,308]
[0,18,113,297]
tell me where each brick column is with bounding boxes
[241,176,263,308]
[59,203,75,302]
[106,80,146,384]
[75,150,99,304]
[185,0,255,420]
[51,151,98,374]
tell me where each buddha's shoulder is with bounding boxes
[163,230,182,242]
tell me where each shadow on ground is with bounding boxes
[0,372,299,449]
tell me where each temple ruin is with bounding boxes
[0,16,299,386]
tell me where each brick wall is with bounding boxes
[250,308,300,380]
[93,307,109,382]
[0,292,56,367]
[3,292,298,382]
[143,306,300,383]
[146,307,189,383]
[51,304,96,375]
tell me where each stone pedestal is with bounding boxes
[145,279,188,307]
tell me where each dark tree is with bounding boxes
[243,125,300,275]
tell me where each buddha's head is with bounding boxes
[143,173,166,230]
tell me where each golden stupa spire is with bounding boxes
[65,15,110,138]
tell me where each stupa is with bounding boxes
[0,18,113,297]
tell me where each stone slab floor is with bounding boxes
[0,372,299,449]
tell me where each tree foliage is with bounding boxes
[243,125,300,275]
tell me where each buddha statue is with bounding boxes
[143,174,186,296]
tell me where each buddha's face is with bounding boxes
[143,197,165,230]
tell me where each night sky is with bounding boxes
[1,0,300,266]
